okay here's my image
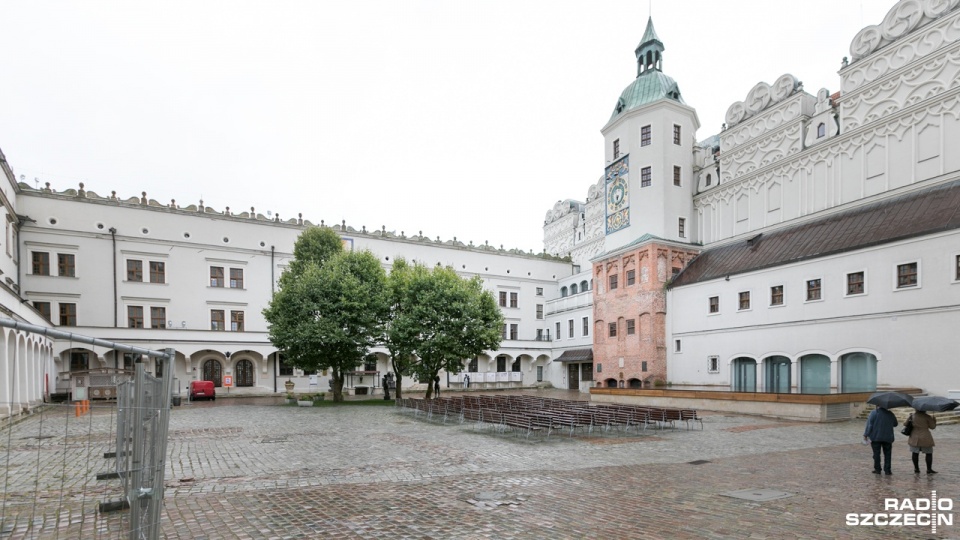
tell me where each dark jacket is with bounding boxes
[864,408,898,443]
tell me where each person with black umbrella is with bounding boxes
[863,406,898,475]
[906,409,936,474]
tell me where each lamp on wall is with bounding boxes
[225,351,232,358]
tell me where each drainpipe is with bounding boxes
[109,228,117,327]
[271,245,276,393]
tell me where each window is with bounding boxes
[613,138,620,159]
[626,269,636,286]
[509,323,518,340]
[641,361,648,372]
[673,166,681,186]
[34,301,51,320]
[499,291,507,307]
[846,271,865,295]
[70,352,88,371]
[536,329,544,341]
[738,291,750,310]
[817,123,826,138]
[673,124,681,145]
[675,339,681,352]
[278,354,294,376]
[706,173,712,186]
[555,322,561,339]
[641,125,651,146]
[560,286,568,297]
[770,285,784,306]
[151,307,166,328]
[708,296,719,313]
[122,353,139,370]
[536,304,543,320]
[570,283,578,295]
[568,319,574,338]
[626,319,636,335]
[609,274,618,290]
[956,255,960,281]
[708,356,719,373]
[536,287,543,296]
[509,292,518,308]
[536,366,543,382]
[58,254,76,277]
[896,262,918,289]
[150,261,165,283]
[582,317,589,336]
[59,303,77,326]
[127,260,143,282]
[230,268,244,288]
[231,311,244,332]
[502,324,508,340]
[128,306,144,328]
[211,310,225,331]
[608,322,617,337]
[806,279,822,301]
[210,267,224,287]
[511,358,521,372]
[641,166,651,187]
[679,218,686,238]
[469,357,478,372]
[32,252,50,275]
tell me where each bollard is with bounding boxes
[75,401,81,417]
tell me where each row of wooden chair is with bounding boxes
[397,395,703,437]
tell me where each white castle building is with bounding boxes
[2,0,959,421]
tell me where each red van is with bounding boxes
[189,380,216,401]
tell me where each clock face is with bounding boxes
[610,181,625,206]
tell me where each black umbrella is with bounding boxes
[912,396,959,412]
[867,391,914,409]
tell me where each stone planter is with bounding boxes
[297,400,313,407]
[284,380,296,393]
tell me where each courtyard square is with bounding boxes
[1,391,958,539]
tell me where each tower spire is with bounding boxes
[635,16,664,77]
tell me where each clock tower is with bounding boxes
[591,17,701,389]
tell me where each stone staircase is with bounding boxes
[858,387,960,425]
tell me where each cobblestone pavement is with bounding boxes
[2,391,959,539]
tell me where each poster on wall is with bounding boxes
[605,156,630,234]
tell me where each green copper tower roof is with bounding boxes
[609,17,682,122]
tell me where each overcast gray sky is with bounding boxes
[1,1,894,253]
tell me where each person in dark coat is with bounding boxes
[863,407,898,474]
[434,376,440,397]
[907,410,937,474]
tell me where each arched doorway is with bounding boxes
[732,357,756,392]
[840,352,877,392]
[800,354,831,394]
[235,359,254,387]
[202,359,223,387]
[605,378,618,388]
[764,356,791,393]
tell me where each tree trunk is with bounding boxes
[331,372,345,402]
[394,371,403,400]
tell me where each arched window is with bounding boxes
[560,286,568,298]
[706,173,712,186]
[580,280,589,291]
[570,284,578,295]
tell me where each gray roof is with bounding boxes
[669,179,960,287]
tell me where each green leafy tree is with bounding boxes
[386,262,503,399]
[285,226,344,279]
[264,241,388,402]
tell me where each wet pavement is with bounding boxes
[1,389,958,539]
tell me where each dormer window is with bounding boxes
[706,173,712,186]
[817,123,826,138]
